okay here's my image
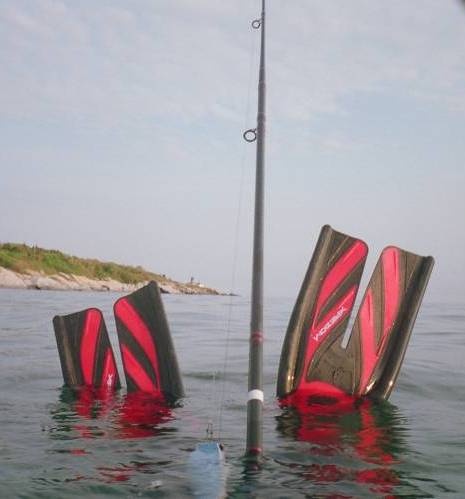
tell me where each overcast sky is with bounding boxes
[1,1,464,301]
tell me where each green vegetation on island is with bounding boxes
[1,242,171,286]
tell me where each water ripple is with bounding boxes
[0,291,464,497]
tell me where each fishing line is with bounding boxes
[206,372,217,440]
[216,20,259,441]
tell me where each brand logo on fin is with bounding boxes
[106,373,114,388]
[313,306,348,342]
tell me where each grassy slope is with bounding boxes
[0,243,167,285]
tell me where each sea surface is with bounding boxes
[0,289,464,498]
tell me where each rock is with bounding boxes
[34,275,70,290]
[0,266,225,295]
[0,268,27,289]
[159,283,181,294]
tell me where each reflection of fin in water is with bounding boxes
[277,225,434,402]
[48,386,117,443]
[114,281,184,400]
[50,387,173,444]
[276,399,401,494]
[117,392,174,439]
[53,308,120,390]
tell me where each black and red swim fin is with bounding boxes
[350,246,434,400]
[277,225,434,402]
[277,225,368,401]
[53,308,120,390]
[113,281,184,401]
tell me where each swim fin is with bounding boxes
[113,281,184,400]
[277,225,368,400]
[53,308,121,390]
[349,246,434,399]
[277,225,434,402]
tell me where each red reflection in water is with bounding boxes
[280,390,357,450]
[116,392,173,439]
[68,386,117,443]
[69,388,174,439]
[279,392,399,495]
[97,464,132,483]
[63,389,174,483]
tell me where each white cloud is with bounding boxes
[267,0,465,121]
[2,0,464,133]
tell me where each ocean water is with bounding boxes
[0,289,464,498]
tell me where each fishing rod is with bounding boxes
[244,0,266,461]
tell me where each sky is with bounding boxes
[1,0,464,301]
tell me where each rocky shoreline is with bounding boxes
[0,266,223,295]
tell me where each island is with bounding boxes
[0,243,224,295]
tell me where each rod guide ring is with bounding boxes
[243,129,257,142]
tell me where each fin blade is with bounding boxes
[277,225,368,398]
[53,308,121,390]
[114,281,184,400]
[350,247,434,399]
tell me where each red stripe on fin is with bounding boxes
[80,309,101,386]
[121,345,160,394]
